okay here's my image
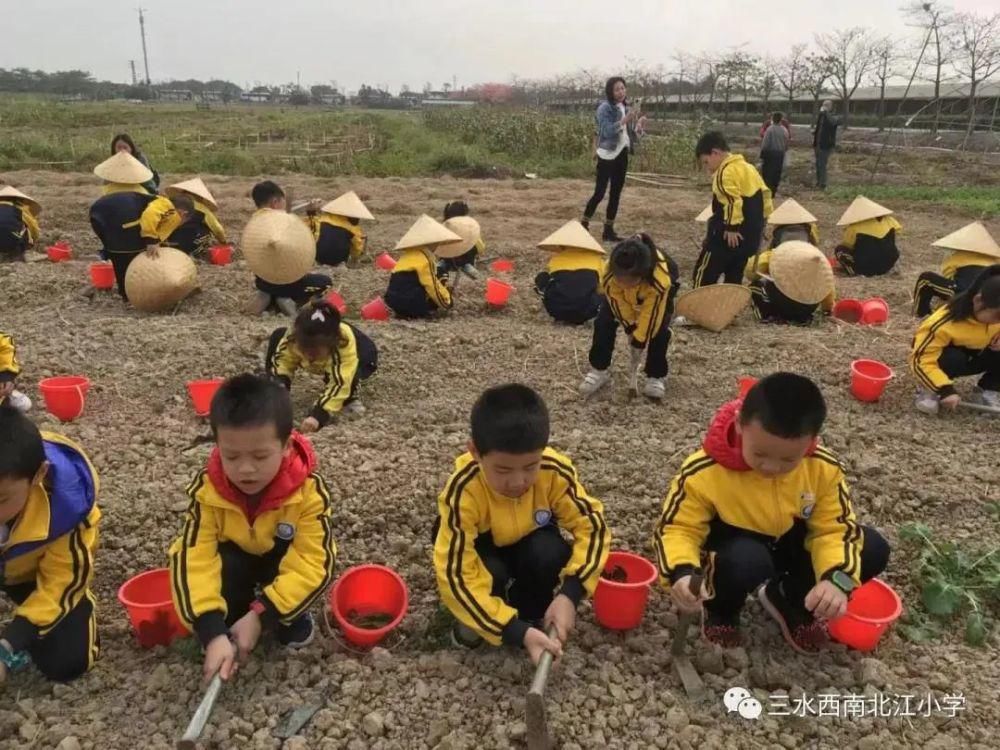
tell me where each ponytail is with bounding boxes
[292,299,345,350]
[946,264,1000,320]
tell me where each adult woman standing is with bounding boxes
[110,133,160,194]
[582,77,645,242]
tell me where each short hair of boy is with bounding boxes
[251,180,285,208]
[443,201,470,220]
[209,373,294,442]
[694,131,729,157]
[170,194,195,215]
[471,384,550,456]
[0,404,45,480]
[740,372,826,438]
[772,112,784,124]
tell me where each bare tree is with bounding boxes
[951,11,1000,135]
[815,27,877,127]
[698,55,720,112]
[738,55,760,126]
[801,54,836,115]
[870,37,902,130]
[904,1,955,134]
[672,52,691,113]
[774,44,808,114]
[757,58,779,117]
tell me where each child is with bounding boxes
[435,216,482,283]
[247,181,332,317]
[0,186,41,262]
[266,299,378,432]
[579,233,678,400]
[0,333,31,412]
[436,201,485,280]
[164,178,227,256]
[384,215,459,319]
[833,196,902,277]
[168,374,337,684]
[767,198,819,248]
[433,384,610,664]
[693,131,772,288]
[0,406,101,681]
[89,152,192,299]
[306,191,372,267]
[534,220,605,325]
[913,222,1000,317]
[748,241,835,325]
[910,265,1000,415]
[655,373,890,652]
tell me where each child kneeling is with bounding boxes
[655,373,890,653]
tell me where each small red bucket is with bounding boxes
[593,551,659,631]
[485,279,515,307]
[850,359,893,402]
[208,245,233,266]
[861,297,889,326]
[186,379,224,417]
[737,377,758,398]
[118,568,188,648]
[490,259,515,273]
[89,262,116,290]
[325,290,347,315]
[832,298,863,324]
[375,253,397,271]
[361,296,391,321]
[38,376,90,421]
[828,578,902,651]
[329,564,409,649]
[47,242,72,262]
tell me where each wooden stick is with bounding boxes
[959,401,1000,415]
[177,674,223,749]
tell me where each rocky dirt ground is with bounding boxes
[1,167,998,750]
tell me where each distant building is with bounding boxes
[158,89,194,102]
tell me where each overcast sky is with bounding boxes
[3,0,996,91]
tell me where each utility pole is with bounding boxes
[130,60,137,85]
[138,8,151,84]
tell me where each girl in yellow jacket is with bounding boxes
[383,215,460,319]
[164,178,227,256]
[0,332,31,413]
[911,264,1000,415]
[579,233,678,401]
[0,186,41,262]
[534,220,605,324]
[832,196,902,277]
[913,222,1000,317]
[306,191,372,267]
[266,299,378,433]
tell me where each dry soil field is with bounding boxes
[0,169,998,750]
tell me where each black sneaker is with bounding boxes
[701,608,742,648]
[450,620,484,649]
[758,580,828,654]
[278,612,315,649]
[602,224,623,243]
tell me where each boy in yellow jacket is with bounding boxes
[433,384,610,664]
[0,406,101,682]
[384,215,459,319]
[655,373,889,653]
[0,186,41,262]
[169,374,336,683]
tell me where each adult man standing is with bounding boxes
[812,100,840,190]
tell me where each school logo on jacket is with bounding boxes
[533,509,553,528]
[799,492,816,519]
[275,522,296,541]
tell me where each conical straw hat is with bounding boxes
[769,241,835,305]
[932,222,1000,259]
[836,196,893,226]
[93,151,154,184]
[0,185,41,214]
[537,220,605,255]
[241,209,317,284]
[675,284,751,332]
[695,204,713,223]
[436,216,482,259]
[125,248,198,312]
[393,215,461,252]
[320,191,374,221]
[768,198,817,226]
[166,178,218,210]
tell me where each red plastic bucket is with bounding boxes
[47,242,72,262]
[38,376,90,421]
[737,377,758,398]
[361,296,391,321]
[89,261,116,290]
[374,252,397,271]
[850,359,893,402]
[118,568,188,649]
[325,290,347,315]
[208,244,233,265]
[593,551,659,631]
[485,279,515,307]
[861,297,889,326]
[832,298,864,324]
[490,259,515,273]
[329,564,408,649]
[186,379,224,417]
[828,578,902,651]
[828,255,840,270]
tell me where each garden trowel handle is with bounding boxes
[671,573,704,656]
[528,626,560,697]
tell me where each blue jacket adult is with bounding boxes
[595,101,640,154]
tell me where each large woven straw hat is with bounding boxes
[241,209,317,284]
[537,220,605,255]
[436,216,482,259]
[320,191,374,221]
[93,152,154,184]
[769,241,835,305]
[695,204,713,223]
[768,198,817,226]
[836,196,893,226]
[393,215,461,252]
[0,185,41,214]
[932,222,1000,260]
[675,284,751,333]
[166,178,218,210]
[125,248,198,312]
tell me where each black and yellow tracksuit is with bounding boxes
[169,434,337,646]
[265,324,378,427]
[438,237,485,274]
[165,199,226,256]
[910,305,1000,398]
[534,249,604,324]
[384,247,452,318]
[0,200,40,259]
[914,252,996,317]
[748,250,834,325]
[590,251,678,379]
[307,213,366,267]
[834,216,902,277]
[2,433,100,681]
[694,154,773,287]
[434,448,609,646]
[0,331,21,386]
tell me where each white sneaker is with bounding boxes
[249,290,272,315]
[342,400,366,415]
[579,369,610,397]
[275,297,299,317]
[643,377,666,400]
[672,315,691,327]
[973,389,1000,409]
[6,390,31,413]
[915,390,940,416]
[460,264,480,280]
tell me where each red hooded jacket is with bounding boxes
[702,399,818,471]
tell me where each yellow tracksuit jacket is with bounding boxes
[102,182,151,197]
[600,251,673,346]
[434,448,610,646]
[941,251,994,281]
[0,332,21,381]
[548,248,605,275]
[910,305,1000,397]
[267,325,360,422]
[0,200,40,245]
[196,200,227,244]
[386,247,452,310]
[749,250,835,313]
[840,216,902,250]
[712,153,773,232]
[99,184,182,245]
[309,213,366,263]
